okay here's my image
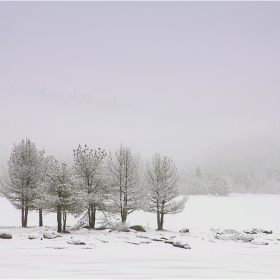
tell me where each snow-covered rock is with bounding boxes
[150,237,165,242]
[129,225,146,232]
[223,229,238,234]
[261,229,273,234]
[251,240,269,245]
[247,228,273,234]
[241,234,254,243]
[67,239,86,245]
[243,229,258,234]
[43,230,61,239]
[172,241,191,249]
[179,228,190,233]
[215,232,240,241]
[0,230,12,239]
[164,239,175,244]
[28,232,41,240]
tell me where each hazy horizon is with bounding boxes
[1,2,280,173]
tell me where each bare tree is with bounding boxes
[0,139,45,227]
[73,144,107,228]
[145,153,188,230]
[107,144,142,223]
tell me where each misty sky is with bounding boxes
[1,2,280,170]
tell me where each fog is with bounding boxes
[1,2,280,178]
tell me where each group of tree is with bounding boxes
[181,138,280,195]
[0,139,187,232]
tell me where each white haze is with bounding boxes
[1,89,279,175]
[1,2,280,173]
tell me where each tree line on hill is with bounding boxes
[180,137,280,196]
[0,139,187,232]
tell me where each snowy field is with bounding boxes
[1,194,280,278]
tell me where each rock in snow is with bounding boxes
[243,229,258,234]
[129,225,146,232]
[251,240,269,245]
[241,234,254,243]
[67,239,86,245]
[172,241,191,249]
[223,229,238,234]
[0,230,12,239]
[43,230,61,239]
[164,240,175,245]
[215,232,240,241]
[179,228,190,233]
[245,228,273,234]
[261,229,273,234]
[28,232,41,240]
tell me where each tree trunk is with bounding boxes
[121,208,127,223]
[156,202,164,230]
[57,205,62,233]
[21,197,25,227]
[89,204,96,228]
[21,207,24,228]
[92,205,96,228]
[39,209,43,227]
[24,206,28,227]
[87,207,91,227]
[159,212,164,230]
[121,192,127,223]
[63,212,67,232]
[157,210,161,230]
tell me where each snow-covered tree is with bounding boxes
[0,139,45,227]
[31,155,55,227]
[73,144,107,228]
[107,144,142,223]
[43,156,82,232]
[145,153,188,230]
[185,166,209,195]
[209,176,228,196]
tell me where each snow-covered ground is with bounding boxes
[1,194,280,278]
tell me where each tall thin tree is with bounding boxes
[145,153,188,230]
[107,144,142,223]
[43,156,82,232]
[73,144,106,228]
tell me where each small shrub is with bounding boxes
[111,222,130,232]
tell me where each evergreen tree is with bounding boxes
[43,156,83,232]
[107,144,142,223]
[209,177,228,196]
[145,153,188,230]
[73,144,106,228]
[1,139,45,227]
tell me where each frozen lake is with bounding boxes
[1,194,280,278]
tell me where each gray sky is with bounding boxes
[1,2,280,169]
